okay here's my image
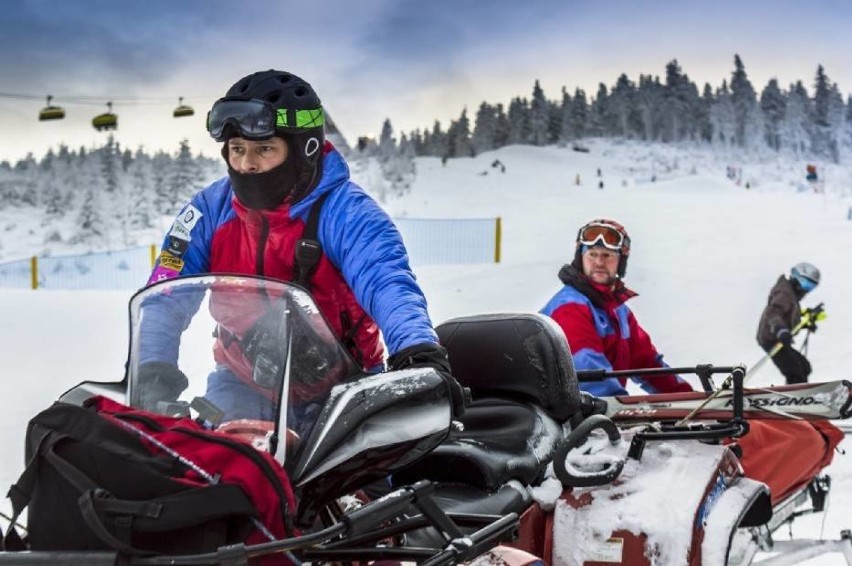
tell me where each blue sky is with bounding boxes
[1,0,851,162]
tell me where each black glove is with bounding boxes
[388,343,469,418]
[137,361,189,411]
[775,328,793,346]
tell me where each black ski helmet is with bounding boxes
[219,70,325,195]
[571,218,631,279]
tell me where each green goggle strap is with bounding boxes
[276,108,324,129]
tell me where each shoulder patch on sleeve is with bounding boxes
[169,204,203,242]
[158,251,185,272]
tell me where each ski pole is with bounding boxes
[742,341,784,382]
[744,305,824,381]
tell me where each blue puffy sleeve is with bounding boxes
[318,182,438,355]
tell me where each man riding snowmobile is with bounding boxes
[139,69,466,419]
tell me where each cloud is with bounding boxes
[0,0,217,94]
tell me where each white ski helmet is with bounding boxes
[790,262,820,292]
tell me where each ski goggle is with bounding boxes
[792,273,818,292]
[207,98,324,142]
[578,223,628,252]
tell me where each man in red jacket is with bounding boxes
[540,218,693,396]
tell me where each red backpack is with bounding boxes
[4,396,297,564]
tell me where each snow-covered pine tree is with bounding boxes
[635,75,663,141]
[165,140,204,213]
[507,97,529,145]
[587,83,609,138]
[696,83,714,142]
[546,99,562,144]
[100,136,121,195]
[447,108,472,157]
[811,65,845,162]
[709,81,736,147]
[529,80,550,146]
[609,74,636,138]
[69,158,108,246]
[491,104,509,149]
[662,60,696,142]
[128,148,157,231]
[781,81,812,156]
[729,55,759,148]
[825,82,846,163]
[428,121,448,158]
[845,96,852,154]
[570,89,588,140]
[472,102,497,154]
[760,79,786,150]
[559,87,574,142]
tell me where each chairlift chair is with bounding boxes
[173,97,194,118]
[92,102,117,131]
[38,95,65,121]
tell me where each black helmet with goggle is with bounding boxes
[207,70,325,167]
[571,218,631,278]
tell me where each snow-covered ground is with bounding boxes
[0,139,850,564]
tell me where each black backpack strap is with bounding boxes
[293,192,331,288]
[3,430,59,550]
[78,483,257,556]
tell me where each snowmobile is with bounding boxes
[1,273,850,565]
[0,274,520,565]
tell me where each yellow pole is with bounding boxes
[30,256,38,290]
[150,244,157,268]
[494,217,502,263]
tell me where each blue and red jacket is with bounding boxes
[540,265,692,396]
[144,142,437,372]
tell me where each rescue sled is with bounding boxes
[398,313,851,565]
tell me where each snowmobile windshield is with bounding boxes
[125,274,362,467]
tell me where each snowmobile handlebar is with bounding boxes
[553,414,625,488]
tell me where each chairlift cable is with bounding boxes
[0,91,209,106]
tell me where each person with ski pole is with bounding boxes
[756,262,822,384]
[139,69,467,419]
[540,218,693,396]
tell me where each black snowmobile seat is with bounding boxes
[393,398,563,490]
[395,314,579,548]
[396,314,580,490]
[436,313,581,422]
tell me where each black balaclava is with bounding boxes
[223,136,320,210]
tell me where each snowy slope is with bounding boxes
[0,139,849,563]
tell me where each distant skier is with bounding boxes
[540,219,694,396]
[756,262,821,384]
